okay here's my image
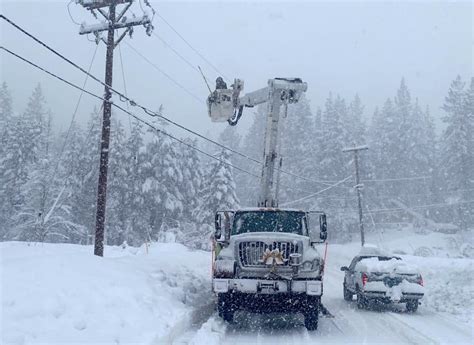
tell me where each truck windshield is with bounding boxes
[232,211,306,235]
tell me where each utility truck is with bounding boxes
[207,78,328,330]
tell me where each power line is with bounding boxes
[67,0,81,25]
[117,40,133,131]
[362,176,431,183]
[155,12,230,82]
[152,32,199,73]
[49,43,99,188]
[364,199,474,215]
[0,45,259,180]
[0,15,353,188]
[281,176,353,207]
[123,41,204,104]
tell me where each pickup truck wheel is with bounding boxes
[217,293,234,323]
[343,283,353,301]
[356,290,367,309]
[406,300,419,313]
[303,297,320,331]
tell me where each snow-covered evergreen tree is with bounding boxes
[195,150,239,241]
[0,83,15,238]
[66,107,102,244]
[279,94,316,203]
[440,76,474,229]
[123,120,148,246]
[106,119,129,245]
[143,123,184,240]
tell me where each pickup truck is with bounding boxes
[340,247,424,312]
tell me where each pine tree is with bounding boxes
[279,94,316,203]
[195,150,239,241]
[123,120,148,246]
[143,123,184,240]
[14,108,79,242]
[66,107,102,244]
[106,119,129,245]
[369,99,401,200]
[347,94,366,145]
[0,82,13,145]
[319,94,348,181]
[0,83,14,238]
[440,76,474,229]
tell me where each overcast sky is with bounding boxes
[1,1,472,138]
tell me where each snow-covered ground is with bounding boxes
[2,229,473,344]
[1,242,213,344]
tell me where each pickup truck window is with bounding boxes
[232,211,306,235]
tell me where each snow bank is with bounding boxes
[402,255,474,323]
[1,241,212,344]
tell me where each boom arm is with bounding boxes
[207,78,307,207]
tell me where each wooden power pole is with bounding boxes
[343,145,368,247]
[76,0,153,256]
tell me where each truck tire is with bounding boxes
[356,288,367,309]
[343,283,353,301]
[217,293,234,323]
[304,296,320,331]
[406,300,419,313]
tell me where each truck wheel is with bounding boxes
[406,300,419,313]
[343,283,353,301]
[304,297,320,331]
[356,290,367,309]
[217,293,234,323]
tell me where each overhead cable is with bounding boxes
[0,45,259,179]
[281,176,353,207]
[155,12,230,81]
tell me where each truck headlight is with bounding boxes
[301,261,314,271]
[214,259,235,278]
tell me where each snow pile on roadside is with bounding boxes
[188,316,227,345]
[403,255,474,323]
[1,241,212,344]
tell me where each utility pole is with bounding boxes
[76,0,153,256]
[343,145,368,246]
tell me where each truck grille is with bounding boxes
[238,241,302,267]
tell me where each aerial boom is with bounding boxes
[207,77,307,207]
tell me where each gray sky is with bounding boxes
[1,1,472,138]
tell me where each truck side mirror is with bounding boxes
[214,213,222,239]
[215,211,234,242]
[319,214,327,241]
[340,266,349,272]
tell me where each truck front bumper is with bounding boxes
[213,278,322,296]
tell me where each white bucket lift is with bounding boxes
[207,89,234,122]
[207,79,245,124]
[207,77,307,207]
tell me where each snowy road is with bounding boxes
[2,240,472,344]
[173,244,473,345]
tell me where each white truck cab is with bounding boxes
[212,208,327,330]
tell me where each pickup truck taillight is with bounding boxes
[418,275,424,286]
[362,272,368,286]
